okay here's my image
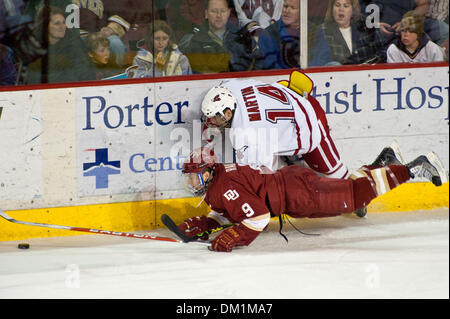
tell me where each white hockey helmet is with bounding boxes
[201,86,237,119]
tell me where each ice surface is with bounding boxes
[0,209,448,299]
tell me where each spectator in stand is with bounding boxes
[369,0,441,44]
[85,32,124,80]
[24,0,104,36]
[25,5,95,84]
[309,0,386,66]
[257,0,301,69]
[25,0,157,65]
[0,44,18,85]
[99,15,130,67]
[179,0,258,73]
[1,0,47,65]
[1,0,49,86]
[25,0,155,34]
[424,0,449,45]
[166,0,207,41]
[128,20,192,77]
[386,10,445,63]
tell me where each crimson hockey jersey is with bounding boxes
[204,163,272,233]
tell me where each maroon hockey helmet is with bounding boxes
[182,147,218,174]
[182,147,218,195]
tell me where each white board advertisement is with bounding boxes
[0,92,43,201]
[0,64,447,209]
[75,82,212,198]
[75,66,448,199]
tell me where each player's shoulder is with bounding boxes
[215,163,242,182]
[215,163,252,184]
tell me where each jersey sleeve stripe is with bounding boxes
[208,211,231,226]
[287,92,314,153]
[241,213,271,232]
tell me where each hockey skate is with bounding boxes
[406,152,448,186]
[370,140,406,167]
[354,141,406,218]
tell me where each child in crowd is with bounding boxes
[99,15,130,67]
[387,10,445,63]
[85,32,122,80]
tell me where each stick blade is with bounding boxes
[160,214,197,243]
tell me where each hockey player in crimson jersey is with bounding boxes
[202,70,349,178]
[178,146,447,252]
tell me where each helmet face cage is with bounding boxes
[181,147,218,195]
[201,114,233,130]
[182,171,206,196]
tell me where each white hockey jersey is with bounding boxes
[221,78,322,171]
[233,0,283,29]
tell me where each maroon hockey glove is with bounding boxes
[211,224,260,252]
[178,216,220,240]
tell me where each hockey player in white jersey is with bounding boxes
[202,70,350,179]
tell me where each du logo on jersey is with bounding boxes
[83,148,120,189]
[224,189,240,201]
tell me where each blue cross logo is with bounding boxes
[83,148,120,189]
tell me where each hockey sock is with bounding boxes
[352,165,410,210]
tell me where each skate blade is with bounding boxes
[390,139,406,164]
[426,151,448,184]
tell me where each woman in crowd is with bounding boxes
[26,5,94,84]
[128,20,192,78]
[309,0,385,66]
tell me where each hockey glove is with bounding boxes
[178,216,220,240]
[211,224,260,252]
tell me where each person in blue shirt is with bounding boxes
[257,0,300,69]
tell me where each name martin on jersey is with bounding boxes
[241,86,261,121]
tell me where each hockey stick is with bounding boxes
[0,209,210,245]
[161,214,232,243]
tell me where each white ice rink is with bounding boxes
[0,209,448,299]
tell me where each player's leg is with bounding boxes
[301,125,349,179]
[285,152,446,219]
[351,140,406,217]
[353,152,447,210]
[301,96,349,179]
